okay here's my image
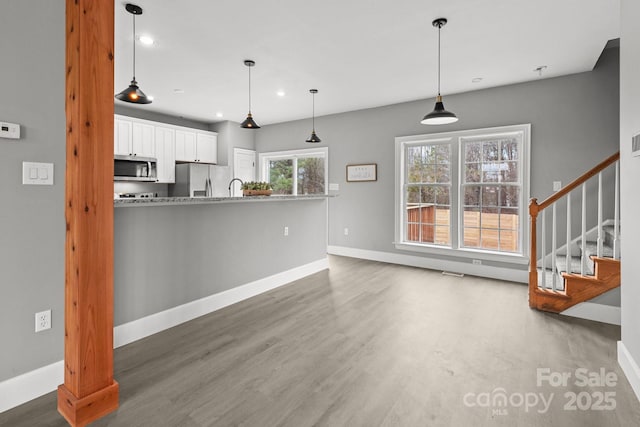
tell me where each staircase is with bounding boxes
[528,152,620,313]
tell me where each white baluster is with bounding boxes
[566,193,571,275]
[581,183,587,275]
[541,209,546,288]
[597,172,603,258]
[552,203,557,292]
[614,161,620,259]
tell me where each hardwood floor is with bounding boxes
[2,255,639,426]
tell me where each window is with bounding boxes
[395,124,530,262]
[259,147,328,195]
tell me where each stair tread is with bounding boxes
[556,256,594,276]
[582,241,614,258]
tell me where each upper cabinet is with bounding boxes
[175,130,217,164]
[155,126,176,183]
[114,116,155,157]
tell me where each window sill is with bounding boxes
[393,242,530,266]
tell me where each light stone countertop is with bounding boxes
[114,194,334,207]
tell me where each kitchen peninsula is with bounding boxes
[112,194,330,345]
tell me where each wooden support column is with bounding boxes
[57,1,118,426]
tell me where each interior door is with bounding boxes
[233,148,256,196]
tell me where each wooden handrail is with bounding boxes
[532,152,620,214]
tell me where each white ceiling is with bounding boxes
[114,0,620,126]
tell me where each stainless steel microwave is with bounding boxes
[114,155,158,182]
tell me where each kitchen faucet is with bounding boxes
[228,178,244,197]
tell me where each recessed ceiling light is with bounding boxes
[216,112,223,118]
[173,89,185,94]
[138,35,154,46]
[277,90,286,97]
[472,77,483,83]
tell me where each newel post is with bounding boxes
[528,198,539,308]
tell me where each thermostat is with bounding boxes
[0,122,20,139]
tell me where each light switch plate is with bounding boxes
[329,183,340,191]
[553,181,562,191]
[23,162,54,185]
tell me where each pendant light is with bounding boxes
[115,4,152,104]
[421,18,457,125]
[240,60,260,129]
[305,89,321,143]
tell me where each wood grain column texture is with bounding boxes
[57,1,119,426]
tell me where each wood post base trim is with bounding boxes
[57,382,119,427]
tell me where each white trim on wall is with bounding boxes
[0,257,329,414]
[327,245,528,283]
[618,341,640,403]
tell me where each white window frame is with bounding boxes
[259,147,329,195]
[394,124,530,265]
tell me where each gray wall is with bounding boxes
[255,46,620,272]
[0,0,65,381]
[620,0,640,385]
[210,121,256,178]
[114,200,326,325]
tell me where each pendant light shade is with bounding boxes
[421,18,457,125]
[115,4,152,104]
[240,60,260,129]
[305,89,321,143]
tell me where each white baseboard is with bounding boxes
[327,245,528,283]
[0,360,63,414]
[561,302,621,325]
[0,257,329,414]
[618,341,640,403]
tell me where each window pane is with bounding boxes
[481,163,501,182]
[465,142,482,163]
[269,159,293,194]
[422,164,436,183]
[421,186,436,204]
[436,164,450,183]
[500,161,519,183]
[421,224,435,243]
[482,186,499,206]
[435,186,450,205]
[297,157,325,194]
[501,139,519,161]
[500,208,519,230]
[500,186,520,207]
[463,227,481,247]
[407,147,423,183]
[435,205,450,226]
[500,229,519,252]
[483,141,499,162]
[407,223,420,242]
[465,163,481,183]
[482,229,500,250]
[464,186,481,206]
[406,186,421,205]
[423,145,437,164]
[435,226,450,245]
[463,207,480,228]
[436,145,451,164]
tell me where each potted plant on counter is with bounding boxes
[242,181,273,196]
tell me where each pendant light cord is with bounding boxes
[437,23,441,96]
[132,13,136,80]
[312,92,315,131]
[248,65,252,114]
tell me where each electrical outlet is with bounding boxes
[284,226,289,236]
[344,227,349,236]
[472,259,482,265]
[35,310,51,332]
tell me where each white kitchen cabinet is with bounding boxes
[175,130,217,164]
[175,130,197,162]
[114,118,132,156]
[131,122,156,157]
[114,115,155,157]
[196,133,217,164]
[155,126,176,183]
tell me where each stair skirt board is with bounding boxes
[561,302,621,325]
